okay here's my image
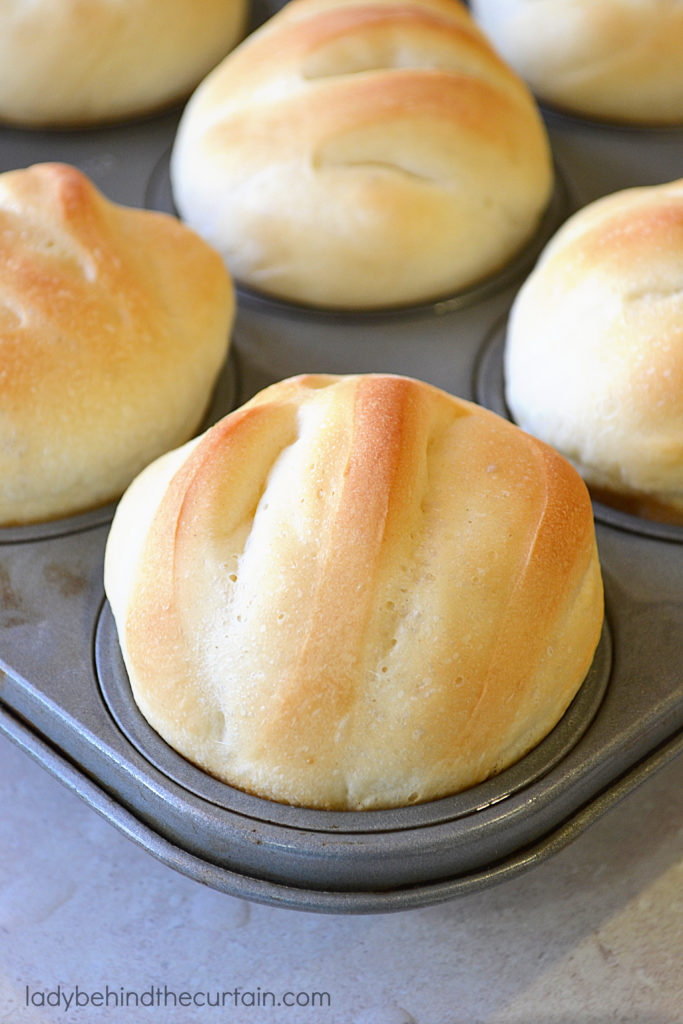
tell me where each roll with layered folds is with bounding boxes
[105,373,604,811]
[470,0,683,125]
[505,179,683,524]
[0,0,248,127]
[170,0,553,309]
[0,163,234,524]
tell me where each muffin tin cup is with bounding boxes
[0,520,681,908]
[541,110,683,208]
[95,606,611,835]
[0,22,682,911]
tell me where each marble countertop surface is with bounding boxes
[0,730,681,1024]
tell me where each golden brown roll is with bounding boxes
[0,163,234,525]
[0,0,248,127]
[505,179,683,524]
[104,373,604,811]
[170,0,553,310]
[470,0,683,125]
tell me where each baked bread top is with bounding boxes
[170,0,553,309]
[104,373,604,810]
[0,0,248,126]
[0,162,234,525]
[505,178,683,524]
[471,0,683,125]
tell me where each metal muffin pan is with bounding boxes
[0,12,682,911]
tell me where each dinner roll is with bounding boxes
[104,373,604,811]
[170,0,553,309]
[0,163,234,525]
[470,0,683,125]
[505,179,683,524]
[0,0,248,126]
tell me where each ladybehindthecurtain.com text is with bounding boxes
[25,984,332,1012]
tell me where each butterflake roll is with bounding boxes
[0,0,248,127]
[0,163,234,525]
[170,0,554,310]
[470,0,683,125]
[505,179,683,524]
[104,373,604,811]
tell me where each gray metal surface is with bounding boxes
[2,700,681,915]
[0,8,681,911]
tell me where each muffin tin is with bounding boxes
[0,1,681,913]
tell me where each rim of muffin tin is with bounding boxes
[94,596,613,834]
[539,103,683,137]
[473,319,683,545]
[146,150,572,320]
[0,347,240,545]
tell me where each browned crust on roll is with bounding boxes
[470,0,683,125]
[505,179,683,524]
[0,163,234,524]
[106,374,603,810]
[0,0,248,127]
[170,0,553,309]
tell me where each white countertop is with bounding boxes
[1,731,681,1024]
